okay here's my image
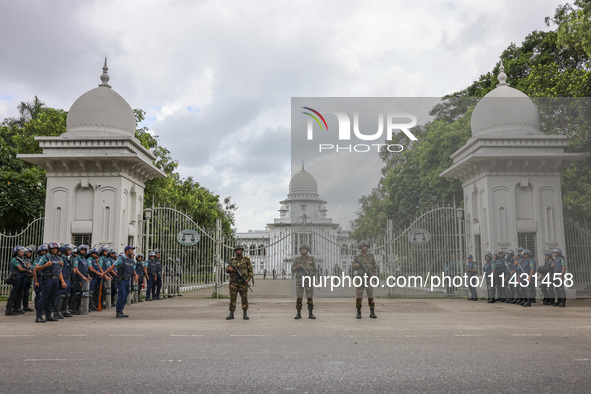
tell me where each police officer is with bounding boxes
[86,248,104,311]
[54,244,74,318]
[34,242,67,323]
[146,252,157,301]
[466,255,478,301]
[483,253,495,303]
[104,246,139,318]
[226,245,253,320]
[540,251,555,305]
[134,253,147,302]
[292,243,318,320]
[19,246,35,312]
[505,250,518,304]
[107,249,118,307]
[353,241,378,319]
[32,245,48,316]
[71,245,91,314]
[551,248,567,307]
[5,246,31,316]
[154,250,163,300]
[520,249,536,307]
[493,251,506,302]
[165,257,174,298]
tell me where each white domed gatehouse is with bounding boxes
[441,62,588,268]
[19,60,165,249]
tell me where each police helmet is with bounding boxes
[518,247,524,253]
[148,252,156,258]
[136,253,144,260]
[359,240,370,248]
[109,249,116,255]
[498,250,505,255]
[26,245,35,253]
[485,252,493,260]
[72,247,78,255]
[60,243,72,253]
[506,249,514,256]
[78,244,89,252]
[523,249,531,256]
[544,250,552,257]
[154,249,160,254]
[48,242,60,250]
[12,245,26,256]
[175,258,180,262]
[552,248,563,256]
[234,244,245,251]
[90,248,98,255]
[37,244,48,253]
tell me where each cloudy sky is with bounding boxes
[0,0,562,231]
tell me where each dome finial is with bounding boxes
[99,57,111,88]
[302,160,304,170]
[497,59,509,87]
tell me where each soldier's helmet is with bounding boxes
[299,243,310,252]
[234,245,245,251]
[37,244,48,253]
[13,245,26,256]
[359,240,370,248]
[544,250,552,257]
[136,253,144,260]
[48,242,60,250]
[506,249,514,256]
[148,252,156,258]
[552,247,563,256]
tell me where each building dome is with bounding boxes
[289,168,318,194]
[64,60,136,137]
[471,62,543,137]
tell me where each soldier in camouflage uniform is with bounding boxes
[353,241,378,319]
[292,243,318,320]
[226,245,253,320]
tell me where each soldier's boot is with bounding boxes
[226,310,234,320]
[369,308,377,319]
[54,295,65,319]
[356,308,362,319]
[308,309,316,319]
[243,310,249,320]
[294,310,301,319]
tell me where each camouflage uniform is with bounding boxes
[227,255,253,311]
[353,252,378,309]
[292,254,318,311]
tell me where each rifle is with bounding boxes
[355,257,372,276]
[225,260,253,292]
[294,260,311,277]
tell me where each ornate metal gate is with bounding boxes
[0,218,44,296]
[564,218,591,297]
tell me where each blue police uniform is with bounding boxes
[37,253,63,320]
[466,258,478,300]
[483,256,495,302]
[146,257,157,300]
[155,258,163,299]
[113,255,135,315]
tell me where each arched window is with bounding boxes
[259,244,266,256]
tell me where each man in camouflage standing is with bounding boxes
[292,243,318,320]
[353,241,378,319]
[226,245,253,320]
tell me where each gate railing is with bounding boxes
[564,218,591,297]
[0,218,44,297]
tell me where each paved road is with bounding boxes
[1,297,590,393]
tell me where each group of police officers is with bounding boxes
[5,243,184,321]
[470,246,569,307]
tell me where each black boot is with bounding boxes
[294,310,301,319]
[522,299,531,307]
[558,299,566,308]
[369,308,377,319]
[35,316,46,323]
[308,310,316,319]
[356,308,362,319]
[243,310,249,320]
[226,310,234,320]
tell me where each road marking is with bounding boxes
[230,334,264,337]
[170,334,203,337]
[0,334,35,337]
[25,359,70,362]
[108,334,144,337]
[160,360,182,362]
[57,334,86,337]
[574,359,590,361]
[455,334,483,337]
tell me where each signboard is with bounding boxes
[177,229,200,246]
[408,228,431,245]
